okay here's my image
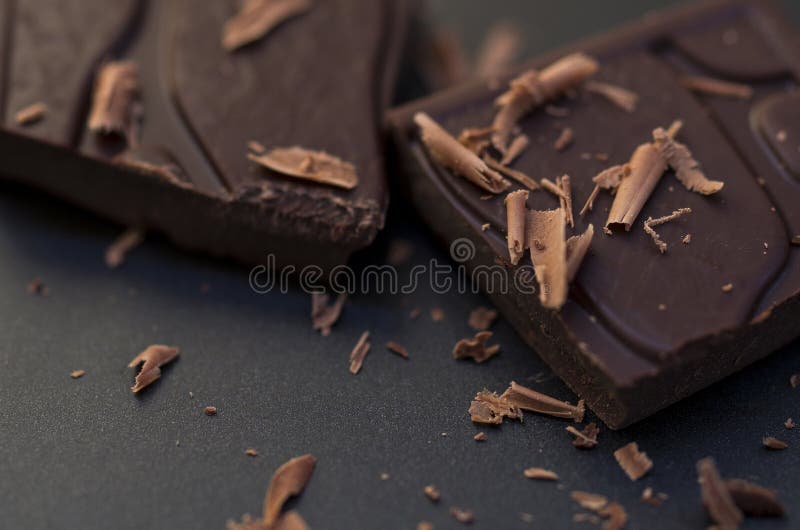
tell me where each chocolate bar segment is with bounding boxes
[388,0,800,428]
[0,0,410,269]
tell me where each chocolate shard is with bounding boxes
[613,442,653,481]
[679,75,753,99]
[762,436,788,450]
[652,128,724,195]
[502,381,584,422]
[526,208,568,309]
[469,389,522,425]
[348,331,371,374]
[523,467,559,481]
[87,61,140,140]
[724,479,785,517]
[452,331,500,363]
[127,345,180,393]
[566,422,599,449]
[386,341,409,359]
[571,491,608,512]
[105,227,145,269]
[222,0,312,52]
[14,102,47,126]
[697,457,743,530]
[248,146,358,190]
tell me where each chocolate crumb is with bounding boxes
[643,208,692,254]
[599,502,628,530]
[27,278,49,296]
[571,491,608,512]
[70,370,85,379]
[679,74,753,99]
[567,422,599,449]
[585,80,638,113]
[247,141,266,154]
[128,345,179,393]
[453,331,500,363]
[88,61,140,141]
[222,0,312,52]
[554,127,574,151]
[249,145,358,190]
[613,442,652,481]
[311,292,347,336]
[641,487,668,507]
[481,223,490,232]
[721,283,734,293]
[468,306,498,331]
[449,507,474,524]
[474,432,487,442]
[204,406,217,416]
[430,307,445,322]
[348,331,371,375]
[682,234,692,244]
[697,457,743,530]
[417,522,434,530]
[523,467,559,481]
[386,341,409,359]
[14,102,48,126]
[785,418,795,429]
[245,448,259,457]
[480,194,493,201]
[424,485,441,502]
[724,478,785,517]
[762,436,787,450]
[573,513,601,525]
[502,134,530,165]
[105,227,144,269]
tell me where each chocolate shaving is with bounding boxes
[416,113,510,194]
[502,381,585,422]
[502,134,530,165]
[585,81,638,113]
[386,341,409,359]
[492,53,598,152]
[785,418,795,429]
[652,127,724,195]
[682,234,692,244]
[474,22,522,79]
[348,331,371,375]
[458,126,494,155]
[557,175,574,228]
[721,283,734,293]
[222,0,312,52]
[539,178,567,201]
[105,227,144,269]
[580,165,630,216]
[70,370,85,379]
[204,406,218,416]
[554,128,574,151]
[127,345,180,393]
[643,208,692,254]
[450,507,474,524]
[311,292,346,336]
[762,436,788,450]
[724,479,785,517]
[248,146,358,190]
[613,442,652,481]
[14,102,47,126]
[571,491,608,512]
[87,61,139,140]
[641,487,668,507]
[679,75,753,99]
[468,306,498,331]
[566,225,595,281]
[474,431,487,442]
[248,141,266,154]
[566,422,599,449]
[246,448,259,457]
[453,331,500,363]
[485,156,539,190]
[423,485,441,502]
[469,389,522,425]
[504,190,529,265]
[599,502,628,530]
[523,467,559,481]
[527,208,568,309]
[697,457,743,530]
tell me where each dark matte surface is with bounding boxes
[0,2,799,530]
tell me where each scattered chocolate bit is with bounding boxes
[449,507,474,525]
[348,331,371,375]
[539,177,567,201]
[222,0,312,52]
[458,126,494,155]
[599,502,628,530]
[474,21,522,79]
[762,436,787,450]
[227,454,316,530]
[453,331,500,363]
[386,341,409,359]
[721,283,734,293]
[502,134,530,165]
[311,292,347,336]
[468,306,498,331]
[585,80,638,113]
[643,208,692,254]
[697,457,743,530]
[430,307,445,322]
[409,307,422,320]
[424,485,441,502]
[417,522,434,530]
[554,127,574,151]
[579,164,630,216]
[573,513,601,525]
[641,487,668,507]
[416,113,510,194]
[571,491,608,512]
[474,431,487,442]
[87,61,140,141]
[204,406,217,416]
[595,152,609,162]
[70,370,85,379]
[484,156,541,190]
[469,389,522,425]
[481,223,490,232]
[614,442,653,481]
[523,467,559,481]
[386,239,414,266]
[724,479,785,517]
[566,422,599,449]
[679,74,753,99]
[505,190,530,265]
[492,53,598,152]
[105,227,145,269]
[682,234,692,244]
[558,175,575,228]
[428,28,470,88]
[529,207,568,308]
[245,448,259,457]
[14,102,48,126]
[785,418,795,429]
[248,145,358,190]
[127,345,180,393]
[652,126,724,195]
[502,381,585,422]
[27,278,49,296]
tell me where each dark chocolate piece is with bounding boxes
[388,0,800,428]
[0,0,410,269]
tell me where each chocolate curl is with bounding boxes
[504,190,529,265]
[527,208,567,309]
[605,143,667,231]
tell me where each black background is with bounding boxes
[1,1,799,529]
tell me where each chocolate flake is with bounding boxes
[430,307,445,322]
[248,145,358,190]
[762,436,787,450]
[348,331,371,375]
[248,141,266,154]
[453,331,500,363]
[227,454,316,530]
[571,491,608,512]
[614,442,652,481]
[502,381,585,422]
[641,487,668,507]
[785,418,795,429]
[423,485,441,502]
[697,457,743,530]
[579,164,630,216]
[492,53,599,152]
[204,406,218,416]
[599,502,628,530]
[652,127,724,195]
[679,75,753,100]
[416,113,510,194]
[468,306,498,331]
[14,102,47,126]
[245,448,259,457]
[469,389,522,425]
[458,126,494,155]
[505,190,529,264]
[585,80,638,113]
[311,292,347,336]
[449,507,474,524]
[222,0,312,52]
[70,370,85,379]
[417,522,434,530]
[502,134,530,165]
[558,175,575,228]
[127,345,180,393]
[527,208,568,309]
[474,431,487,442]
[105,227,145,269]
[386,341,409,359]
[481,223,490,231]
[682,234,692,244]
[721,283,734,293]
[523,467,559,481]
[409,307,422,320]
[643,208,692,254]
[566,422,599,449]
[554,127,574,151]
[474,22,522,79]
[87,61,139,140]
[724,479,785,517]
[485,156,539,190]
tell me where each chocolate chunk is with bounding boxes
[2,0,410,270]
[387,0,800,428]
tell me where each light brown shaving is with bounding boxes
[248,146,358,190]
[474,22,522,79]
[502,381,585,421]
[613,442,653,481]
[566,422,599,449]
[502,134,530,165]
[416,112,510,193]
[14,102,48,126]
[128,345,180,393]
[105,228,144,269]
[605,142,667,231]
[585,80,639,113]
[87,61,139,140]
[469,389,522,425]
[652,128,724,195]
[579,164,630,216]
[311,292,347,336]
[386,341,409,359]
[222,0,312,52]
[571,491,608,512]
[680,75,753,99]
[539,178,568,201]
[492,53,599,152]
[643,208,692,254]
[504,190,529,265]
[527,208,568,309]
[349,331,371,375]
[554,127,574,151]
[485,156,539,189]
[558,175,574,227]
[523,468,559,481]
[566,224,595,281]
[697,457,743,530]
[458,126,495,155]
[724,479,785,517]
[452,331,500,363]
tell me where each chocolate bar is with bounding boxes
[389,0,800,428]
[0,0,410,269]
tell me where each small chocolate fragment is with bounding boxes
[722,283,734,293]
[452,331,500,363]
[222,0,312,52]
[724,478,785,517]
[502,134,530,165]
[468,306,498,331]
[423,485,441,502]
[430,307,445,322]
[105,227,144,269]
[697,457,743,530]
[785,418,795,429]
[679,75,753,99]
[127,345,180,393]
[248,146,358,190]
[386,341,409,359]
[473,431,487,442]
[245,448,259,457]
[449,507,474,525]
[762,436,787,450]
[484,156,540,190]
[640,487,668,507]
[643,208,692,254]
[502,381,585,422]
[311,292,347,336]
[70,370,85,379]
[571,491,608,511]
[566,422,599,449]
[579,164,629,216]
[554,128,574,152]
[613,442,653,481]
[87,61,139,140]
[469,389,522,425]
[348,331,371,375]
[204,406,218,416]
[504,190,529,265]
[585,80,638,113]
[14,102,47,126]
[523,467,558,481]
[599,502,628,530]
